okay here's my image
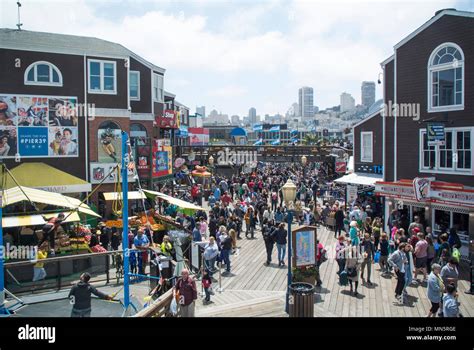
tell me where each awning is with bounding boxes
[1,186,100,217]
[334,173,382,186]
[4,163,91,193]
[102,191,147,201]
[143,190,208,211]
[2,211,81,228]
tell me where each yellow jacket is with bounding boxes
[34,250,48,268]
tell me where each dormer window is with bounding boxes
[24,61,63,86]
[428,43,464,112]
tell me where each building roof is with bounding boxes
[0,28,165,73]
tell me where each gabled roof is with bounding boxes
[394,9,474,50]
[0,28,165,74]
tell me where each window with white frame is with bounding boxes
[420,128,472,173]
[428,43,464,112]
[88,59,116,94]
[129,71,140,100]
[24,61,62,86]
[360,132,373,162]
[153,73,164,102]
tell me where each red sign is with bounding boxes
[156,110,178,129]
[335,162,346,173]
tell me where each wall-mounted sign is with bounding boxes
[427,123,445,146]
[90,162,134,184]
[413,177,432,202]
[335,162,346,173]
[0,94,79,158]
[346,184,358,205]
[156,110,178,129]
[98,123,121,163]
[356,164,383,174]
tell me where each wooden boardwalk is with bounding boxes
[195,225,474,317]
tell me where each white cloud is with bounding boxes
[207,85,247,98]
[0,0,465,114]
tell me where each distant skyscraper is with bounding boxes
[196,106,206,118]
[248,107,257,125]
[231,115,240,124]
[298,87,314,118]
[361,82,376,108]
[340,92,355,112]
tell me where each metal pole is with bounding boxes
[285,211,293,314]
[121,131,130,313]
[0,191,7,315]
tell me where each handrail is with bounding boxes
[133,289,174,317]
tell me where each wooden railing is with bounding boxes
[133,288,174,317]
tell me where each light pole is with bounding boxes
[282,179,297,314]
[301,155,307,177]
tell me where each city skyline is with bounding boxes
[2,0,471,117]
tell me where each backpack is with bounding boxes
[346,267,357,277]
[452,248,461,263]
[339,270,349,286]
[319,248,328,263]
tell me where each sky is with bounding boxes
[1,0,473,117]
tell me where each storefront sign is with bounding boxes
[413,177,433,202]
[335,162,346,173]
[430,190,474,208]
[90,163,134,184]
[177,125,188,137]
[427,123,445,146]
[156,110,178,129]
[375,182,415,200]
[356,164,383,174]
[0,94,79,158]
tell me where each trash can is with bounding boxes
[289,282,315,317]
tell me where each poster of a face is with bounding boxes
[0,127,17,158]
[17,97,49,127]
[0,95,17,126]
[48,127,78,156]
[48,97,78,127]
[98,126,121,163]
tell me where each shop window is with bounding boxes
[453,212,469,235]
[434,209,450,234]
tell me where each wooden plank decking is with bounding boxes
[195,225,474,317]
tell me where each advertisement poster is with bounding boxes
[0,93,79,159]
[152,140,172,178]
[17,96,49,127]
[0,95,17,126]
[0,127,17,157]
[295,231,316,267]
[48,127,79,156]
[347,184,358,205]
[98,124,121,163]
[188,127,209,146]
[18,127,49,156]
[49,97,78,127]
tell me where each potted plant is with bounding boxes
[292,265,319,285]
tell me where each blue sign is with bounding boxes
[427,123,445,143]
[177,126,188,137]
[18,127,48,156]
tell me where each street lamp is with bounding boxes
[301,155,307,166]
[282,178,297,314]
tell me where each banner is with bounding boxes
[152,139,173,178]
[347,184,358,205]
[188,127,209,146]
[98,124,121,163]
[0,94,79,158]
[335,161,347,173]
[252,124,263,131]
[269,125,280,132]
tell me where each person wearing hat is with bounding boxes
[427,263,444,317]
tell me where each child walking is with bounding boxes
[202,270,212,304]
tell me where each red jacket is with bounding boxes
[175,277,197,306]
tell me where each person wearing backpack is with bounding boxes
[378,232,390,275]
[262,219,277,266]
[202,270,212,305]
[448,228,462,249]
[345,246,362,296]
